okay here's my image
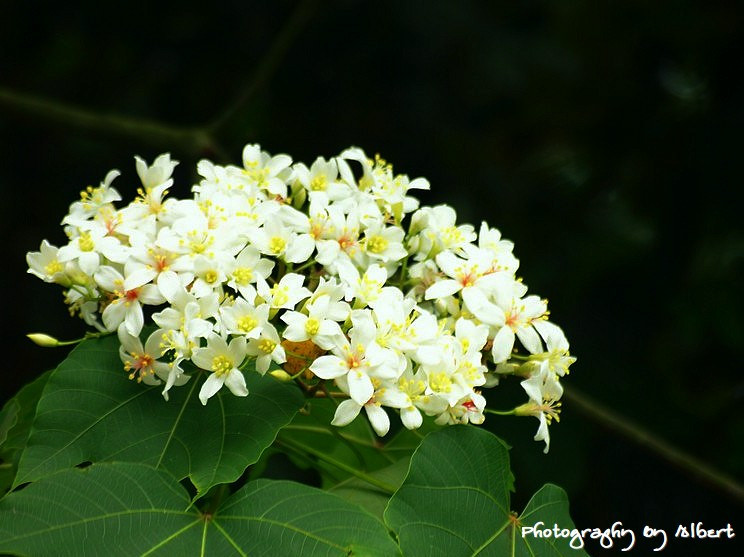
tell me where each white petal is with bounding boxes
[400,406,423,430]
[364,405,390,436]
[102,300,126,331]
[424,279,461,300]
[309,355,348,379]
[124,304,144,336]
[491,326,515,363]
[285,234,315,263]
[224,369,249,397]
[157,271,181,304]
[199,373,225,405]
[138,284,165,305]
[124,268,156,291]
[463,287,505,326]
[516,325,543,355]
[331,399,362,427]
[79,252,100,275]
[191,347,214,371]
[94,265,122,292]
[348,370,373,405]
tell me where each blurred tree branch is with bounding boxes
[564,386,744,504]
[207,0,320,135]
[0,87,219,157]
[0,0,319,159]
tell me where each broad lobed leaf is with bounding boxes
[384,426,588,557]
[0,369,52,494]
[0,462,400,556]
[14,335,304,494]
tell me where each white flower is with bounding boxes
[190,255,228,298]
[310,310,399,405]
[337,261,395,309]
[409,205,476,260]
[516,373,562,454]
[529,320,577,377]
[294,156,351,201]
[477,222,519,274]
[434,392,486,426]
[63,169,121,224]
[257,273,311,310]
[225,246,274,303]
[57,225,129,275]
[280,294,346,350]
[117,326,190,396]
[490,293,548,363]
[237,143,292,197]
[249,219,314,264]
[360,222,407,263]
[221,299,269,339]
[27,240,67,284]
[424,250,506,326]
[95,265,165,335]
[192,334,249,404]
[245,323,286,374]
[136,153,178,189]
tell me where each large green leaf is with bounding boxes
[329,457,411,520]
[384,426,587,556]
[278,398,441,487]
[14,335,304,493]
[279,398,395,485]
[0,370,52,495]
[0,462,400,556]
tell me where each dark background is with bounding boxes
[1,1,742,554]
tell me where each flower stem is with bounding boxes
[484,407,516,416]
[276,438,396,494]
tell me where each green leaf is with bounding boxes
[278,398,396,485]
[0,462,400,556]
[0,370,52,495]
[0,400,18,448]
[329,457,411,520]
[14,335,304,494]
[384,426,587,556]
[278,398,441,487]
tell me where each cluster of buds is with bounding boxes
[26,144,575,451]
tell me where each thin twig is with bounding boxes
[0,2,320,156]
[206,0,320,134]
[0,87,220,157]
[563,385,744,504]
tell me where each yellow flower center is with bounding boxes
[78,232,95,252]
[233,267,253,285]
[270,284,289,307]
[237,315,258,333]
[429,372,452,393]
[305,317,320,336]
[258,339,276,354]
[366,235,388,254]
[186,230,213,255]
[310,175,327,191]
[269,236,287,254]
[45,260,63,274]
[204,270,218,284]
[211,355,233,376]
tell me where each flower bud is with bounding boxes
[27,333,61,347]
[269,369,292,382]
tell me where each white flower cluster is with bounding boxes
[27,144,576,451]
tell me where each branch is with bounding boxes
[563,385,744,503]
[206,0,320,134]
[0,2,320,156]
[0,87,219,157]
